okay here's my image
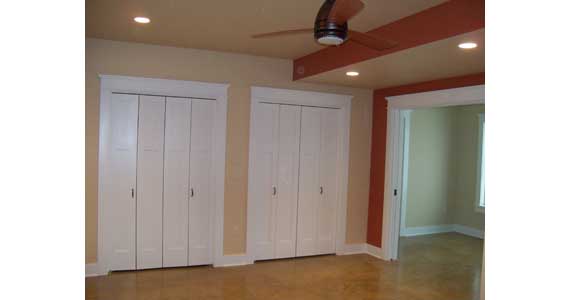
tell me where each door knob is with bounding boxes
[272,186,277,196]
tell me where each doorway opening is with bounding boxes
[380,85,485,262]
[396,105,484,295]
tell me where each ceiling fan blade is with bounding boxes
[328,0,365,24]
[348,30,397,52]
[252,28,314,39]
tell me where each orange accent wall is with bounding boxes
[293,0,485,81]
[366,93,388,246]
[366,73,485,248]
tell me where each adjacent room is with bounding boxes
[85,1,485,299]
[400,105,485,240]
[397,105,485,298]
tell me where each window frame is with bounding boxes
[475,113,485,213]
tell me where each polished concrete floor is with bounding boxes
[86,233,483,300]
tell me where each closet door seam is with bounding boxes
[161,98,167,267]
[134,95,140,269]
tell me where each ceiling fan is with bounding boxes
[252,0,397,52]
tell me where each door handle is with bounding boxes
[190,188,194,198]
[272,186,277,196]
[131,188,134,198]
[320,186,323,195]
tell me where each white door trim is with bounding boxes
[97,75,228,275]
[382,85,485,260]
[246,87,352,263]
[398,110,411,236]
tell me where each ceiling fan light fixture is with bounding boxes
[317,35,345,46]
[251,0,397,53]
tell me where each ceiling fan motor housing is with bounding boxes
[314,0,348,45]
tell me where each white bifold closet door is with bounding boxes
[252,104,301,260]
[108,93,139,271]
[296,107,340,257]
[162,98,216,267]
[107,94,216,271]
[136,95,166,269]
[274,105,301,259]
[162,98,191,267]
[188,100,215,265]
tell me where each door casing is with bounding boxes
[97,75,228,275]
[381,85,485,261]
[246,86,352,263]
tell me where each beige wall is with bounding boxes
[86,38,373,263]
[404,105,485,230]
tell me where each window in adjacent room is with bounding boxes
[476,113,485,213]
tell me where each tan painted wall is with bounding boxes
[86,38,373,263]
[405,105,485,230]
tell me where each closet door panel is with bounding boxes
[188,100,215,265]
[252,103,279,260]
[274,105,301,259]
[163,98,191,267]
[296,107,321,257]
[108,93,138,270]
[317,109,340,254]
[136,95,166,269]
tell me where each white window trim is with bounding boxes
[96,75,229,275]
[475,113,485,213]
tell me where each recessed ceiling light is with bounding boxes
[346,71,359,77]
[458,42,477,49]
[134,16,150,24]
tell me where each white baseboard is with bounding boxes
[401,224,454,237]
[214,254,251,267]
[453,224,484,239]
[339,243,366,255]
[85,263,100,277]
[401,224,484,239]
[365,244,387,260]
[87,256,251,275]
[338,243,388,261]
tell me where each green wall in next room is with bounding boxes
[405,104,485,231]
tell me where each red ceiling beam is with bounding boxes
[293,0,485,81]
